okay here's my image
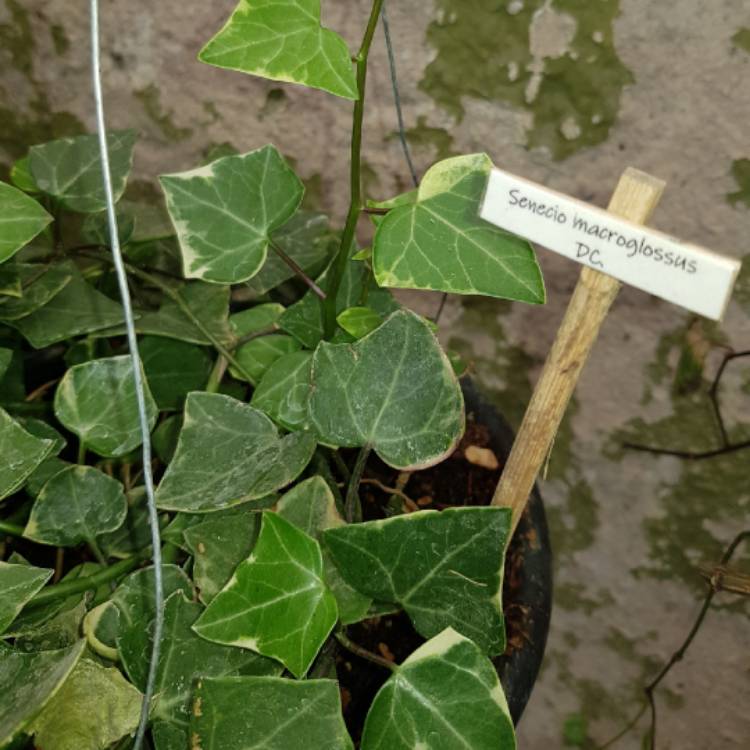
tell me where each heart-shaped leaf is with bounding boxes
[0,264,72,321]
[323,506,511,655]
[309,309,464,470]
[229,333,301,384]
[98,487,153,559]
[27,658,142,750]
[121,592,280,750]
[361,628,516,750]
[190,676,353,750]
[156,392,315,512]
[199,0,358,100]
[29,131,136,213]
[183,508,261,604]
[0,562,53,635]
[160,146,303,284]
[0,182,52,263]
[194,512,337,677]
[336,306,383,339]
[24,466,127,547]
[0,641,85,747]
[372,154,545,303]
[251,350,313,431]
[277,476,371,624]
[0,407,54,500]
[54,356,158,458]
[229,303,285,338]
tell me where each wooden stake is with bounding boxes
[492,168,666,535]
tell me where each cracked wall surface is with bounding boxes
[2,1,749,747]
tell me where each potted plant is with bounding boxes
[0,2,551,748]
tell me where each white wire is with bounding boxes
[89,3,163,747]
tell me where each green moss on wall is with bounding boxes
[420,0,633,159]
[727,158,750,208]
[135,84,192,142]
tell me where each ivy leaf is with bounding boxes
[336,306,383,339]
[23,466,127,547]
[156,392,315,513]
[183,508,261,604]
[29,131,136,213]
[0,263,22,296]
[14,599,87,652]
[193,512,337,678]
[9,156,39,194]
[229,333,301,384]
[0,407,54,500]
[27,658,142,750]
[323,506,511,655]
[251,350,313,431]
[372,154,545,303]
[277,476,371,624]
[190,676,353,750]
[198,0,358,100]
[121,592,280,750]
[309,309,464,470]
[9,271,126,348]
[99,487,152,559]
[18,417,67,455]
[361,628,516,750]
[24,457,70,498]
[229,303,285,337]
[54,356,158,458]
[245,211,332,296]
[139,336,213,410]
[110,565,195,679]
[160,146,303,284]
[0,182,52,263]
[0,562,53,635]
[0,640,85,747]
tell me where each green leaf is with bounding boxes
[245,211,332,296]
[10,156,39,194]
[190,676,353,750]
[54,356,158,458]
[123,593,280,750]
[28,658,142,750]
[183,508,261,604]
[9,271,125,348]
[29,131,136,213]
[129,282,234,347]
[0,407,54,500]
[277,476,371,624]
[17,417,67,454]
[309,309,464,470]
[0,562,53,634]
[160,146,303,284]
[280,247,400,348]
[336,306,383,339]
[361,628,516,750]
[0,263,72,321]
[0,263,22,296]
[229,333,301,384]
[110,565,194,677]
[152,414,182,464]
[372,154,545,303]
[99,486,152,559]
[156,392,315,512]
[194,512,337,677]
[323,506,511,655]
[0,182,52,263]
[0,347,11,379]
[199,0,358,100]
[229,303,285,337]
[139,336,213,410]
[24,466,127,547]
[24,457,70,498]
[80,208,135,246]
[251,350,312,431]
[14,599,87,652]
[0,641,85,747]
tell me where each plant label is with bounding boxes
[480,168,741,320]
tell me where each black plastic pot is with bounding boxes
[460,378,553,725]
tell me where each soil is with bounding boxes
[335,407,533,744]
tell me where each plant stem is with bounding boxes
[323,0,385,338]
[345,445,371,523]
[77,440,87,465]
[160,541,181,565]
[0,520,25,537]
[87,537,108,565]
[206,354,228,394]
[28,548,150,606]
[335,629,397,672]
[269,238,326,300]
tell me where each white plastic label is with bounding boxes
[480,168,741,320]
